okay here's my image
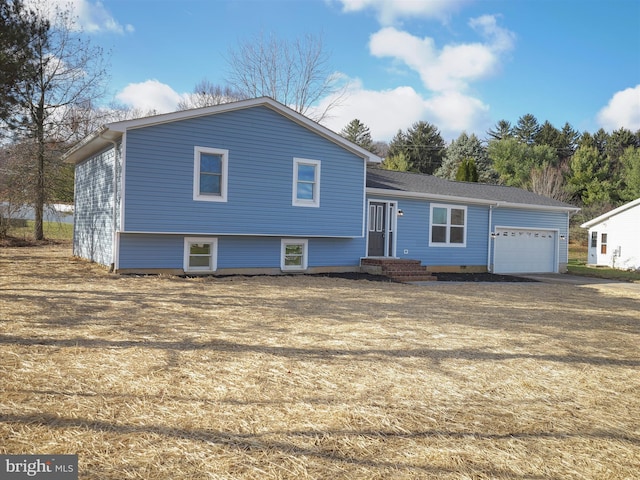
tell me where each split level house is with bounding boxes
[581,198,640,271]
[63,97,580,277]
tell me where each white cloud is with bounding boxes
[27,0,134,34]
[597,85,640,131]
[116,80,185,113]
[423,90,490,137]
[369,15,514,92]
[315,79,491,142]
[469,14,515,53]
[336,0,469,25]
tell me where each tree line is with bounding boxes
[339,116,640,218]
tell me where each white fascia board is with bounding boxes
[104,97,382,163]
[62,126,121,164]
[104,97,271,131]
[493,202,580,213]
[367,188,496,206]
[580,197,640,228]
[366,187,580,213]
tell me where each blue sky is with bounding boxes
[44,0,640,142]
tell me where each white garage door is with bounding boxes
[493,228,557,274]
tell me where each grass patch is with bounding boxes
[567,242,640,282]
[1,245,639,479]
[567,259,640,283]
[568,242,588,263]
[2,220,73,245]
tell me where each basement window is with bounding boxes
[281,239,308,271]
[184,237,217,273]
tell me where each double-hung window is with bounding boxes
[429,204,467,247]
[184,237,218,273]
[292,158,320,207]
[194,147,228,202]
[281,239,309,271]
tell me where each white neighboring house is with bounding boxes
[581,198,640,270]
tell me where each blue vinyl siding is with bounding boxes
[73,146,118,266]
[118,234,365,270]
[491,208,569,264]
[374,197,490,267]
[368,195,569,269]
[122,106,365,237]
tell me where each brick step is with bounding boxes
[361,258,436,282]
[361,258,422,266]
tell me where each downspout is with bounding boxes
[487,204,495,272]
[100,133,119,273]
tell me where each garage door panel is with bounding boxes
[494,228,556,274]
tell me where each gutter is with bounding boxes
[366,187,580,213]
[62,126,108,163]
[487,204,495,272]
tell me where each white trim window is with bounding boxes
[429,204,467,247]
[194,147,228,202]
[184,237,218,273]
[281,239,309,271]
[292,158,320,207]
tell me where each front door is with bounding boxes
[368,202,386,256]
[368,201,397,257]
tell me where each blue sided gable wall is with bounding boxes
[122,106,365,237]
[113,106,367,273]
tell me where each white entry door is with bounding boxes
[493,228,557,274]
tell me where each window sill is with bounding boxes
[429,243,467,248]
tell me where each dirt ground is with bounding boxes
[1,245,639,479]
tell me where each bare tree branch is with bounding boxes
[177,79,243,110]
[7,3,109,239]
[226,32,346,122]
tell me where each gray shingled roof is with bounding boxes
[367,168,578,209]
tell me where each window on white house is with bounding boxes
[292,158,320,207]
[184,237,217,273]
[281,239,309,271]
[591,231,597,248]
[429,204,467,247]
[194,147,228,202]
[601,233,607,254]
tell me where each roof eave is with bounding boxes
[62,127,122,164]
[366,187,581,212]
[580,197,640,228]
[68,97,382,164]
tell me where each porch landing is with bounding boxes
[361,258,436,282]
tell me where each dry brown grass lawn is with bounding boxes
[1,245,639,479]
